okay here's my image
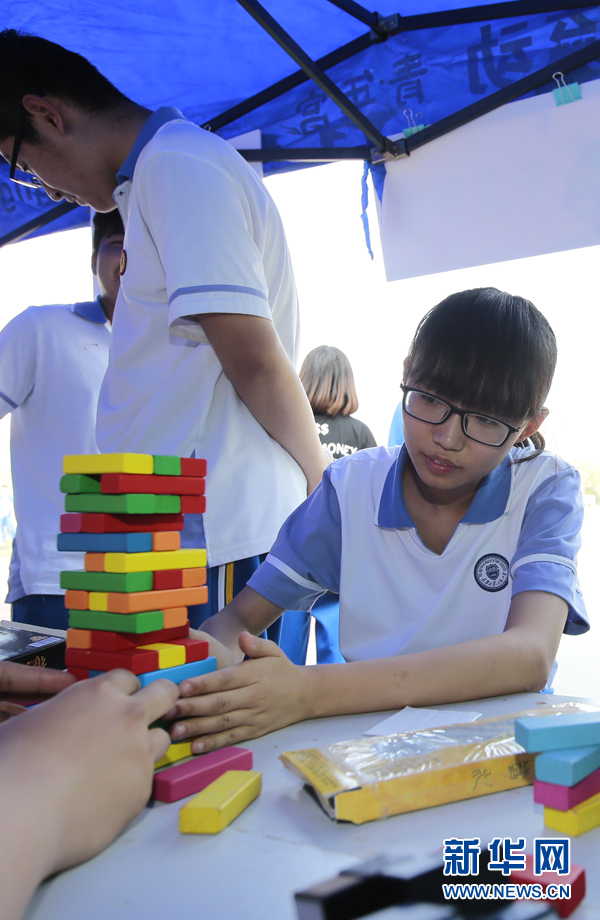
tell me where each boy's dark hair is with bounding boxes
[0,29,131,144]
[406,288,557,458]
[300,346,359,417]
[92,210,124,253]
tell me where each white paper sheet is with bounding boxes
[365,706,481,736]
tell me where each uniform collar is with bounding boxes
[72,297,107,324]
[116,107,185,185]
[377,445,513,529]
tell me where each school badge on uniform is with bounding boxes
[474,554,509,592]
[120,249,127,275]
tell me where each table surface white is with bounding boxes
[24,693,600,920]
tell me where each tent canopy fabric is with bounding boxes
[2,1,600,244]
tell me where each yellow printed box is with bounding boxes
[280,702,594,825]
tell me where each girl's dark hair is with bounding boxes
[406,288,557,459]
[300,346,359,417]
[0,30,131,145]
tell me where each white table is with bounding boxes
[25,693,600,920]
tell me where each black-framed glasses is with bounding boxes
[9,113,43,189]
[401,385,524,447]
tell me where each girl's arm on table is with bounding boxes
[168,589,567,752]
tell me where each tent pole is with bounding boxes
[238,146,372,162]
[0,201,80,248]
[235,0,403,156]
[322,0,379,30]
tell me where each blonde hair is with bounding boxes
[299,346,358,417]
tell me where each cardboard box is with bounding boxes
[0,624,65,670]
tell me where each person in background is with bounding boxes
[300,345,377,459]
[0,484,15,543]
[388,398,404,447]
[0,209,123,629]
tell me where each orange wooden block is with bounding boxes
[66,628,92,649]
[152,531,181,551]
[64,589,90,610]
[105,586,208,614]
[182,567,207,588]
[163,606,189,628]
[84,553,105,572]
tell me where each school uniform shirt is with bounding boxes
[314,413,376,460]
[0,300,110,600]
[248,445,588,662]
[97,108,306,568]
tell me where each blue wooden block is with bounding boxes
[515,713,600,753]
[137,657,217,687]
[535,744,600,786]
[57,532,153,553]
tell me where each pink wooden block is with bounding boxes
[534,765,600,811]
[153,746,253,803]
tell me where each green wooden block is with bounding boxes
[60,473,102,494]
[60,569,154,592]
[153,455,181,476]
[68,609,163,633]
[64,493,180,514]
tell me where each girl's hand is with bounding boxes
[164,632,311,751]
[187,628,238,669]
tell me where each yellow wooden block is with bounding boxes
[179,770,261,834]
[103,548,207,573]
[139,642,186,668]
[545,789,600,836]
[63,453,154,475]
[155,742,193,769]
[89,592,109,611]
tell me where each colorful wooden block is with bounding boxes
[65,646,160,675]
[155,741,193,769]
[65,493,180,515]
[102,548,207,573]
[545,789,600,836]
[60,473,101,494]
[181,568,207,588]
[136,656,216,687]
[89,622,189,651]
[60,512,184,533]
[58,532,154,553]
[85,553,105,572]
[153,569,183,590]
[153,455,181,476]
[515,713,600,753]
[64,589,90,610]
[180,495,206,514]
[67,666,89,681]
[179,770,261,834]
[138,642,186,669]
[60,570,154,593]
[68,609,164,633]
[169,637,209,662]
[511,855,585,918]
[89,592,108,611]
[101,473,205,495]
[152,531,181,551]
[535,765,600,811]
[163,607,190,628]
[180,457,207,477]
[535,745,600,786]
[63,453,153,475]
[104,585,208,614]
[66,628,92,649]
[153,747,253,803]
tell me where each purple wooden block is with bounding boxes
[153,746,253,803]
[534,764,600,811]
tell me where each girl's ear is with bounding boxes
[520,407,549,441]
[402,356,412,383]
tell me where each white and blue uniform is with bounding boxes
[249,445,587,663]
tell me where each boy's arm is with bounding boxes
[199,313,328,494]
[193,585,285,667]
[167,590,567,752]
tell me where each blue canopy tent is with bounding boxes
[2,0,600,247]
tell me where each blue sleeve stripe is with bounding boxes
[511,553,576,576]
[168,284,269,305]
[0,389,18,409]
[265,553,324,592]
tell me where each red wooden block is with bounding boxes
[512,855,585,918]
[101,473,206,495]
[65,646,160,675]
[169,637,209,662]
[90,622,190,651]
[180,457,207,477]
[534,766,600,811]
[67,666,89,681]
[153,746,253,803]
[153,569,183,590]
[180,495,206,514]
[60,512,184,534]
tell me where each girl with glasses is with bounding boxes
[165,288,588,751]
